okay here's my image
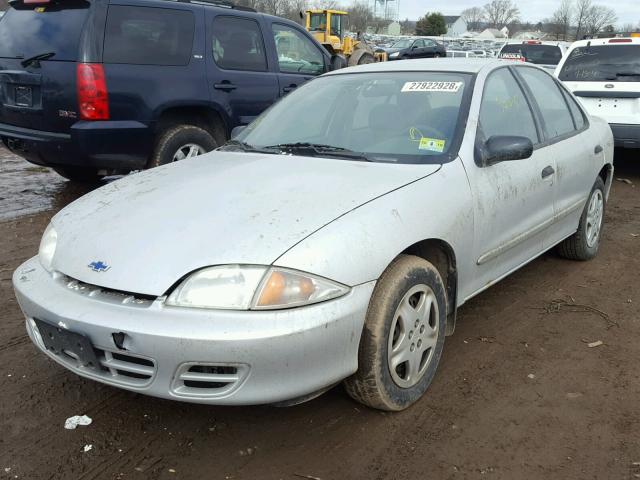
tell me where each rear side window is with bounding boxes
[0,2,90,61]
[479,68,539,144]
[561,89,586,130]
[517,67,575,139]
[558,45,640,82]
[104,6,195,66]
[211,16,267,72]
[500,44,562,65]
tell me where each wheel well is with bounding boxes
[402,239,458,336]
[598,164,613,198]
[155,106,228,146]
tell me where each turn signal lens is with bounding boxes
[254,268,349,309]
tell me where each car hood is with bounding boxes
[51,151,439,296]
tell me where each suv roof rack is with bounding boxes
[174,0,256,12]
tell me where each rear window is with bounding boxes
[500,44,562,65]
[103,6,195,66]
[558,45,640,82]
[0,1,90,61]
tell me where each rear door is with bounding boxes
[268,22,326,97]
[0,1,92,132]
[557,43,640,128]
[205,12,279,127]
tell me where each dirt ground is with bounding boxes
[1,146,639,480]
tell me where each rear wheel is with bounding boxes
[357,53,375,65]
[52,167,104,184]
[557,177,606,260]
[148,125,218,168]
[344,255,447,411]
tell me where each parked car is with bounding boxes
[14,59,613,411]
[447,50,478,58]
[499,41,568,71]
[0,0,332,182]
[556,37,640,149]
[386,38,446,60]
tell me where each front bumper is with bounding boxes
[0,120,152,170]
[610,124,640,149]
[13,257,374,405]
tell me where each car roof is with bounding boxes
[569,37,640,47]
[327,58,502,76]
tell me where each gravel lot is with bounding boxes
[1,146,639,480]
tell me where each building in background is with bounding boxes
[477,28,508,39]
[443,16,468,37]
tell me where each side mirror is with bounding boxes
[231,125,246,139]
[411,45,419,49]
[483,135,533,166]
[329,54,347,71]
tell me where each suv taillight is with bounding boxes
[77,63,109,121]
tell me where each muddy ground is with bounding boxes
[0,146,639,480]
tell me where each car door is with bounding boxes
[268,22,326,97]
[514,66,601,248]
[461,67,556,298]
[408,39,425,58]
[205,12,279,126]
[422,39,440,58]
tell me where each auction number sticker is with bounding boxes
[402,81,462,93]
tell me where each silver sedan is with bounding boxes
[13,59,614,411]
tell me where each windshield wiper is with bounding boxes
[21,52,55,68]
[219,139,277,154]
[615,72,640,78]
[265,142,372,161]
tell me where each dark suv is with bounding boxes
[0,0,332,181]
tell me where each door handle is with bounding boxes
[214,82,237,92]
[541,165,555,179]
[283,85,297,93]
[594,145,603,154]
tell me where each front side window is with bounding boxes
[558,45,640,82]
[517,67,575,139]
[273,24,324,75]
[104,6,194,66]
[236,72,471,164]
[211,16,267,72]
[479,68,539,144]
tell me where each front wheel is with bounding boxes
[557,177,606,261]
[344,255,447,411]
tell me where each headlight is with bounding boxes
[39,224,57,272]
[165,266,349,310]
[390,52,399,58]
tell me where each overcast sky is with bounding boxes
[395,0,639,25]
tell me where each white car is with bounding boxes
[447,50,477,58]
[13,60,613,411]
[499,40,568,71]
[556,37,640,149]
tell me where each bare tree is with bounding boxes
[621,23,636,33]
[483,0,520,29]
[574,0,592,40]
[345,1,376,33]
[584,5,617,36]
[461,6,485,31]
[551,0,573,40]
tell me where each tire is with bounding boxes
[148,124,218,169]
[357,53,375,65]
[344,254,447,411]
[434,53,441,58]
[52,167,104,184]
[557,177,606,261]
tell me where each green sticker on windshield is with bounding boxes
[419,137,446,153]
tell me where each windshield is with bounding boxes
[235,72,472,164]
[558,45,640,82]
[500,44,562,65]
[392,40,412,49]
[0,1,90,60]
[309,13,326,32]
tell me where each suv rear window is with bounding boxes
[500,44,562,65]
[103,6,195,66]
[0,1,90,61]
[558,45,640,82]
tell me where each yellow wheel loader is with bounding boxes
[305,9,387,67]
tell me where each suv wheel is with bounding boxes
[52,167,104,184]
[149,125,218,168]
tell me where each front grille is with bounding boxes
[57,274,155,308]
[171,363,249,398]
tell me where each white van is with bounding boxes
[556,37,640,149]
